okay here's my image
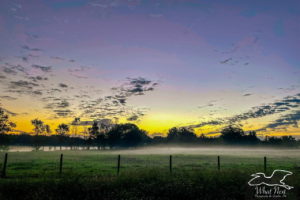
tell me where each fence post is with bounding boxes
[169,155,172,173]
[59,154,63,175]
[264,156,267,172]
[217,156,220,171]
[117,155,121,175]
[1,153,8,178]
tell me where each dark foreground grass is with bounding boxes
[0,169,299,200]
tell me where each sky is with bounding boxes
[0,0,299,137]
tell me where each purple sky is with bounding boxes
[0,0,299,136]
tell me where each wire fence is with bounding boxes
[1,151,299,178]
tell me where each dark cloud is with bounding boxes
[243,93,252,97]
[21,45,42,52]
[227,93,300,124]
[220,58,232,64]
[32,64,52,72]
[3,63,28,75]
[9,80,39,89]
[0,75,6,79]
[115,77,158,97]
[22,56,28,62]
[0,106,17,116]
[0,96,17,100]
[51,56,64,60]
[186,120,223,129]
[32,90,43,95]
[187,93,300,129]
[2,67,17,75]
[26,33,39,40]
[45,99,70,112]
[75,77,158,120]
[261,110,300,131]
[47,88,62,93]
[28,76,48,82]
[53,109,73,117]
[59,83,68,88]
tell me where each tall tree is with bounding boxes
[56,123,69,150]
[31,119,50,150]
[56,123,69,136]
[106,123,149,148]
[31,119,46,136]
[88,121,100,140]
[220,125,244,143]
[167,127,196,143]
[0,108,16,134]
[86,121,100,149]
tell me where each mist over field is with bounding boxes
[6,145,300,158]
[107,146,300,157]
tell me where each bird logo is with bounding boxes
[248,170,293,190]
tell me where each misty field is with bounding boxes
[1,147,300,177]
[0,147,300,199]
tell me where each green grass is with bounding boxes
[0,150,300,177]
[0,149,299,199]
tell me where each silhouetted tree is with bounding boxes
[0,108,16,134]
[86,121,100,149]
[106,123,149,148]
[31,119,46,136]
[88,121,100,139]
[31,119,50,150]
[243,131,259,144]
[167,127,196,143]
[56,123,69,150]
[167,127,179,142]
[220,125,244,143]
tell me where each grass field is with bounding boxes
[0,147,299,199]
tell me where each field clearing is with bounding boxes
[1,147,300,178]
[0,147,300,199]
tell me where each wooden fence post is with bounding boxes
[169,155,172,173]
[117,155,121,175]
[1,153,8,178]
[217,156,220,171]
[59,154,63,175]
[264,156,267,172]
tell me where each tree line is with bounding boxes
[0,108,299,149]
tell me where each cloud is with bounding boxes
[45,99,70,109]
[0,107,17,116]
[243,93,252,97]
[2,63,28,75]
[127,115,139,121]
[186,120,223,129]
[9,80,39,89]
[53,109,73,117]
[21,45,42,52]
[187,93,300,129]
[51,56,64,61]
[262,110,300,130]
[28,76,48,82]
[220,58,232,64]
[32,90,43,95]
[0,96,17,100]
[2,67,17,75]
[59,83,68,88]
[118,77,158,96]
[32,64,52,72]
[77,77,158,120]
[227,93,300,124]
[68,66,90,79]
